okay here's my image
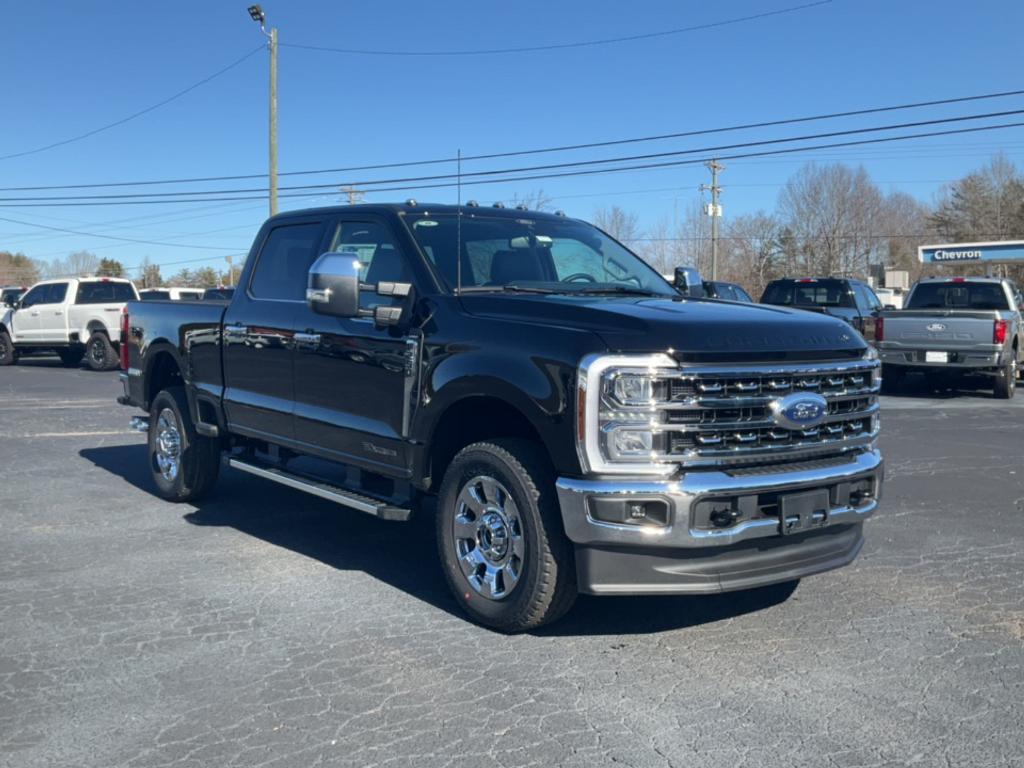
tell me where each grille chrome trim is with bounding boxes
[651,359,879,467]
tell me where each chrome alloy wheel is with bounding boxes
[89,337,107,366]
[154,408,182,482]
[453,475,525,600]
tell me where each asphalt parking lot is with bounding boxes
[1,360,1022,768]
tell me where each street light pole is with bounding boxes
[248,6,277,216]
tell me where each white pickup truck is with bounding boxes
[0,277,139,370]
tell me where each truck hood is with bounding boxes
[459,294,866,361]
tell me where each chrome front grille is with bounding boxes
[657,360,880,465]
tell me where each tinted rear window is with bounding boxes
[76,281,136,304]
[203,288,235,301]
[761,280,854,308]
[906,282,1009,310]
[140,291,170,301]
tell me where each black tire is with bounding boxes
[57,347,84,368]
[994,355,1017,399]
[436,439,576,633]
[880,364,904,393]
[148,386,221,502]
[0,331,16,366]
[84,330,119,371]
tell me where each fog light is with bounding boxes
[589,498,670,527]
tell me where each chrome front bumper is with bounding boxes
[555,450,883,594]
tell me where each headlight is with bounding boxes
[576,353,678,476]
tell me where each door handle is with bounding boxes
[54,311,63,315]
[294,332,321,345]
[30,311,39,316]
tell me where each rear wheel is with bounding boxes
[57,347,84,368]
[0,331,16,366]
[994,355,1017,399]
[436,439,576,633]
[85,331,118,371]
[148,386,221,502]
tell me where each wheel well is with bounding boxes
[427,397,550,490]
[146,351,184,407]
[85,321,110,339]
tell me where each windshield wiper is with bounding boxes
[571,285,665,296]
[459,284,559,295]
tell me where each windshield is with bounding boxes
[761,280,855,308]
[404,213,676,296]
[906,282,1009,310]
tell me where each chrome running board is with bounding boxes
[226,457,412,521]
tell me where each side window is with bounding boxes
[734,286,753,302]
[248,222,324,301]
[865,286,882,311]
[42,283,68,305]
[851,283,870,311]
[19,285,46,308]
[717,284,737,301]
[328,220,410,310]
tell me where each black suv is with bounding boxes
[760,277,883,342]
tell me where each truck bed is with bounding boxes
[122,299,229,408]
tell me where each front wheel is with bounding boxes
[85,331,119,371]
[994,355,1017,399]
[148,386,221,502]
[0,331,16,366]
[436,439,576,633]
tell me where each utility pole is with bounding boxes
[248,6,277,216]
[700,160,724,279]
[225,255,235,287]
[341,185,365,204]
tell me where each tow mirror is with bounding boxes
[673,266,704,298]
[306,252,414,326]
[307,252,361,318]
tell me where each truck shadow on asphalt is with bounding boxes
[80,443,797,637]
[883,371,1008,400]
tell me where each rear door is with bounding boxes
[222,217,327,443]
[291,215,417,473]
[34,282,70,342]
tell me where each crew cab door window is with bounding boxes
[248,222,325,301]
[18,285,46,308]
[40,283,68,304]
[327,221,410,311]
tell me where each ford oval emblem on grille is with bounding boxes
[769,392,829,431]
[926,322,947,332]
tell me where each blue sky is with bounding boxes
[2,0,1023,278]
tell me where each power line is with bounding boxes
[2,119,1023,208]
[5,87,1024,192]
[3,108,1023,204]
[279,1,833,56]
[0,215,249,250]
[0,45,264,162]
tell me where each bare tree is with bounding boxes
[932,153,1024,241]
[0,251,41,286]
[593,205,641,244]
[778,163,883,277]
[720,212,783,298]
[64,250,100,277]
[509,189,555,212]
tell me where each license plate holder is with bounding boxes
[925,351,949,363]
[778,489,831,536]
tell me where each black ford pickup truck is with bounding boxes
[118,203,883,631]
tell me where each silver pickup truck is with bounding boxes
[877,277,1022,398]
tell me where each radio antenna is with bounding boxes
[456,148,463,295]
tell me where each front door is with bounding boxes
[8,284,47,341]
[292,217,415,474]
[222,218,327,444]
